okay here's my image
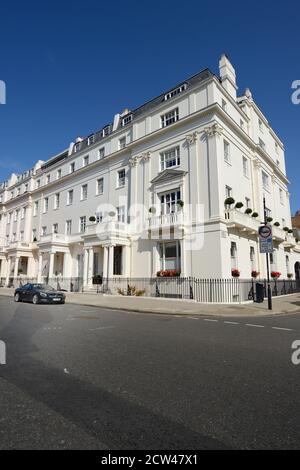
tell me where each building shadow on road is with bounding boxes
[0,302,231,450]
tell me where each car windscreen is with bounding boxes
[32,284,55,291]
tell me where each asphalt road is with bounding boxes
[0,296,300,449]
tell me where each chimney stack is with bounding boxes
[219,54,238,100]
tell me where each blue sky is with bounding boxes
[0,0,299,213]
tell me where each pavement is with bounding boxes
[1,296,300,449]
[0,287,300,317]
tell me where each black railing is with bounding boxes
[1,276,300,303]
[82,277,300,303]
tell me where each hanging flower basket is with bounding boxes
[251,270,260,279]
[235,202,244,209]
[287,273,293,279]
[231,268,240,278]
[251,212,259,218]
[245,208,253,215]
[271,271,281,279]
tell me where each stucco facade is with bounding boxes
[1,55,300,289]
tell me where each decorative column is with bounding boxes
[24,202,33,243]
[37,253,43,282]
[103,245,108,279]
[13,256,20,279]
[108,245,114,278]
[5,257,11,286]
[83,248,89,286]
[202,123,223,220]
[88,248,94,286]
[63,252,72,279]
[48,252,55,280]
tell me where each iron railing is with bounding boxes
[1,276,299,304]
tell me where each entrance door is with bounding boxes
[295,262,300,280]
[113,246,122,275]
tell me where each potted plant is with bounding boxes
[92,274,103,285]
[266,217,273,223]
[287,273,293,279]
[89,216,96,223]
[149,207,156,215]
[235,202,244,209]
[108,211,116,217]
[231,268,240,278]
[245,208,253,215]
[283,226,289,232]
[271,271,281,279]
[224,197,235,207]
[177,200,184,208]
[251,270,260,279]
[251,212,259,218]
[274,222,280,227]
[288,229,293,234]
[33,237,37,242]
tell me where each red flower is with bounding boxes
[231,268,240,278]
[251,270,260,278]
[271,271,281,279]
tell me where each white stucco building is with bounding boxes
[1,54,300,289]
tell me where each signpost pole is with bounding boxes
[263,197,272,310]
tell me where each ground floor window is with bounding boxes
[159,241,181,271]
[113,246,123,275]
[230,242,237,269]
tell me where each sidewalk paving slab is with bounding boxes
[0,287,299,317]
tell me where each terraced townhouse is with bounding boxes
[0,54,300,290]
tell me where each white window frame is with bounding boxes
[242,156,249,178]
[54,193,60,210]
[96,178,104,195]
[79,216,86,233]
[119,137,126,150]
[117,169,126,188]
[160,189,181,215]
[81,184,88,201]
[69,162,75,174]
[82,155,89,168]
[262,171,269,191]
[117,206,126,223]
[161,108,179,128]
[98,147,105,160]
[43,197,49,213]
[160,146,180,172]
[224,140,230,163]
[66,220,72,235]
[67,189,73,205]
[159,241,181,271]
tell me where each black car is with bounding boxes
[14,283,66,305]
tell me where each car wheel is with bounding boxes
[32,294,39,305]
[14,293,20,302]
[60,301,65,304]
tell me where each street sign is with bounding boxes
[259,225,273,253]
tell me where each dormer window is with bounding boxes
[74,142,81,153]
[87,135,94,146]
[122,114,133,126]
[164,84,186,101]
[102,126,111,137]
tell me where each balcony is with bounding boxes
[225,209,259,234]
[37,233,69,248]
[149,211,184,231]
[83,221,131,242]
